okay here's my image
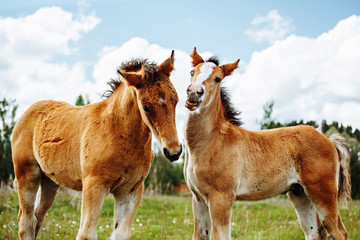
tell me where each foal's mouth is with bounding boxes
[185,100,201,111]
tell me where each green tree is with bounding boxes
[321,119,330,134]
[259,100,282,130]
[75,94,90,106]
[0,98,18,181]
[259,101,317,130]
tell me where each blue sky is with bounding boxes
[1,0,360,135]
[2,0,358,63]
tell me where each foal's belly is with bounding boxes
[38,159,83,191]
[34,141,83,190]
[235,183,289,201]
[44,165,82,191]
[235,166,299,201]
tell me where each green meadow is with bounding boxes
[1,189,359,240]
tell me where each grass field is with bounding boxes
[1,188,359,240]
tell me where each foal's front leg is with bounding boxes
[208,193,234,240]
[111,183,143,240]
[192,196,211,240]
[77,177,108,240]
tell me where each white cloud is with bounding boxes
[245,9,293,44]
[0,6,101,115]
[228,15,360,130]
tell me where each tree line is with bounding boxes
[1,97,359,198]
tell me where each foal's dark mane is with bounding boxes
[205,57,242,126]
[102,58,158,98]
[220,87,242,126]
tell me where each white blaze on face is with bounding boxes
[194,62,216,87]
[187,62,216,114]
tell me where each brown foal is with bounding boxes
[12,51,182,240]
[184,48,351,240]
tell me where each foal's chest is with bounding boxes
[185,154,210,201]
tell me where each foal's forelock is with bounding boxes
[102,58,159,99]
[120,59,158,81]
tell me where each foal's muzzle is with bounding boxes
[163,145,182,162]
[185,85,204,111]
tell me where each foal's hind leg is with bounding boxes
[15,160,42,240]
[287,187,325,240]
[304,181,347,239]
[111,183,143,240]
[34,175,59,236]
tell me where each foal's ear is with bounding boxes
[118,69,144,88]
[220,59,240,77]
[158,50,175,77]
[190,47,205,67]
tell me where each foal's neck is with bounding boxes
[104,84,151,140]
[185,90,226,147]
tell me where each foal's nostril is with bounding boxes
[163,146,182,162]
[187,85,204,97]
[197,88,204,96]
[187,87,192,94]
[163,148,170,159]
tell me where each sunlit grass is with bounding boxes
[1,189,359,239]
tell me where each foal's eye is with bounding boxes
[215,77,221,83]
[190,71,194,76]
[143,106,151,113]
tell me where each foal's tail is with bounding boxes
[329,134,352,208]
